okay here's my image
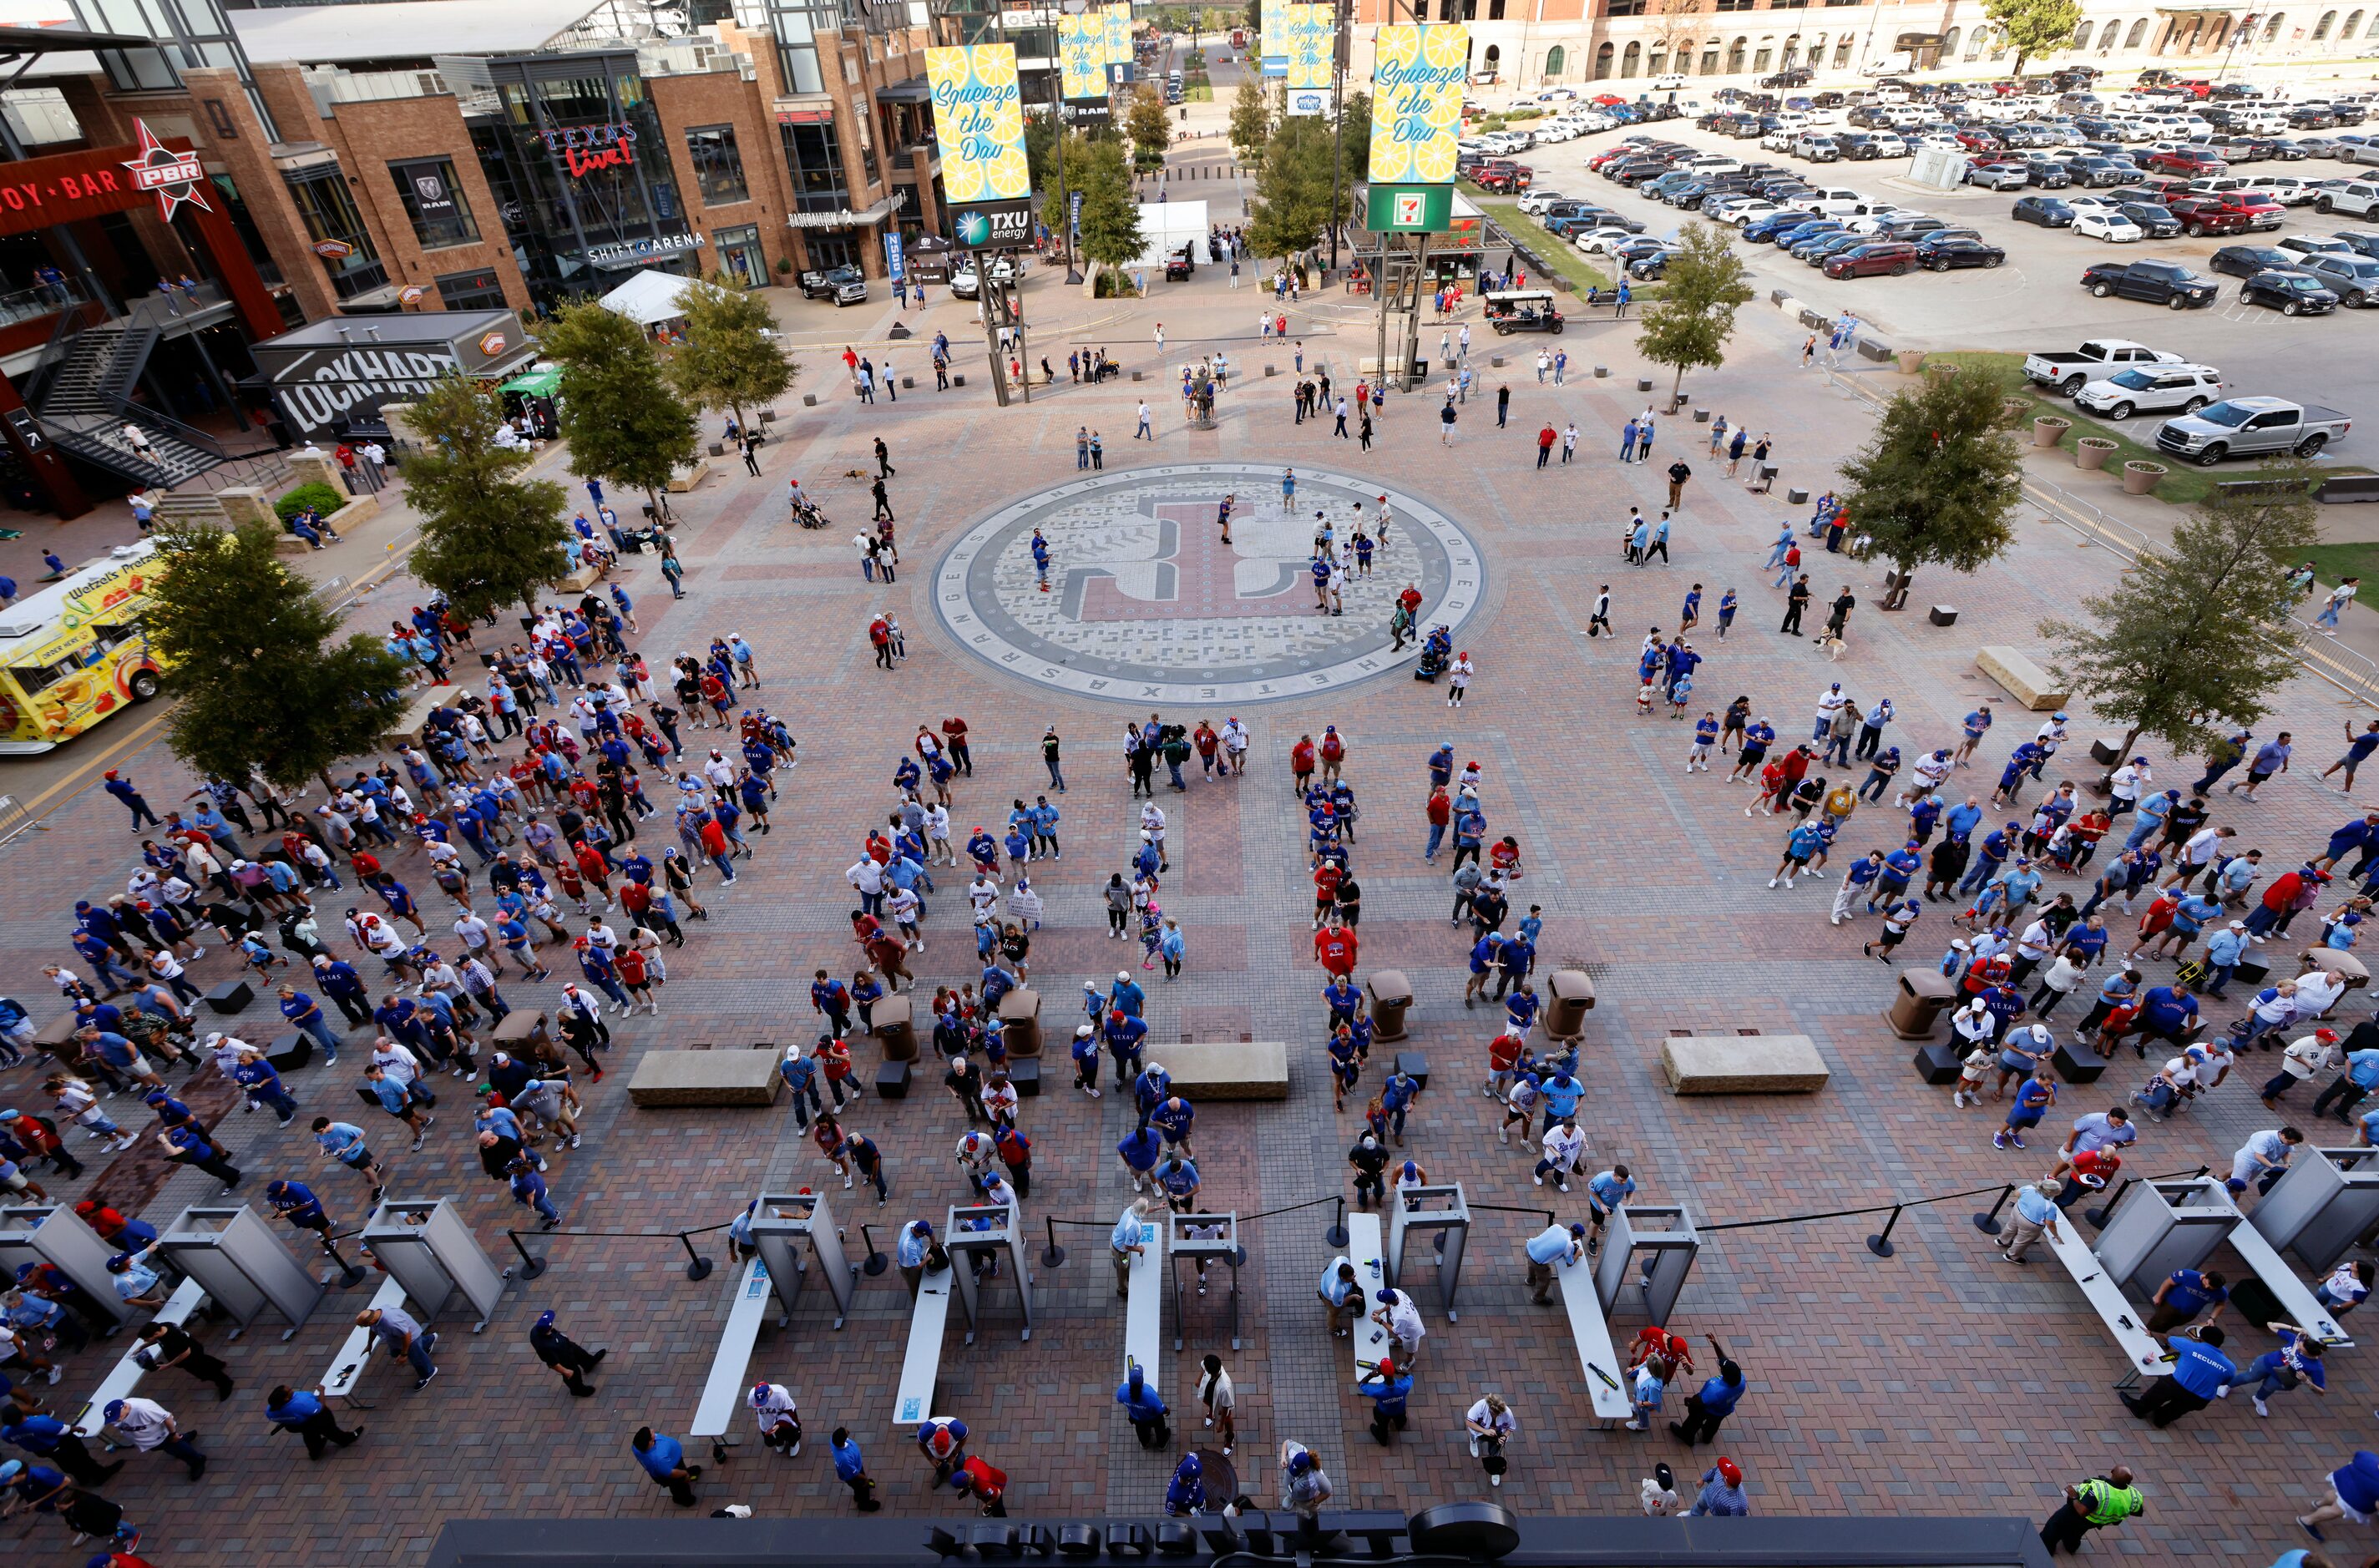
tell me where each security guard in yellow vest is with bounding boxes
[2040,1466,2144,1555]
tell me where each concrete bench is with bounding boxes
[1975,645,2071,711]
[72,1278,206,1437]
[628,1050,784,1108]
[893,1262,954,1425]
[1121,1211,1164,1395]
[1658,1035,1830,1095]
[2037,1212,2176,1381]
[691,1257,777,1451]
[320,1276,413,1407]
[666,456,714,493]
[554,563,605,593]
[1552,1247,1633,1425]
[1162,1040,1288,1100]
[380,688,450,746]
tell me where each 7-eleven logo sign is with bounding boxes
[1394,193,1425,225]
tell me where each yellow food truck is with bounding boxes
[0,540,166,753]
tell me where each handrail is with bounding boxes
[22,286,91,407]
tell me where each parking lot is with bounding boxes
[1487,107,2379,438]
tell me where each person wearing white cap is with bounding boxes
[100,1395,205,1480]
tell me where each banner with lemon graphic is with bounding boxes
[1283,3,1334,92]
[927,44,1031,205]
[1059,13,1106,99]
[1103,3,1131,68]
[1369,23,1465,187]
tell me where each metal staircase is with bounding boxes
[28,309,238,492]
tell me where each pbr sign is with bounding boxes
[121,119,210,223]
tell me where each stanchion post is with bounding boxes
[321,1235,367,1288]
[1042,1214,1067,1268]
[1325,1195,1349,1249]
[861,1222,888,1277]
[1865,1202,1905,1258]
[2085,1177,2134,1232]
[1972,1183,2015,1237]
[507,1228,547,1281]
[680,1230,713,1282]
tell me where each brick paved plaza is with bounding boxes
[6,252,2377,1568]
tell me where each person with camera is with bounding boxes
[1465,1393,1516,1487]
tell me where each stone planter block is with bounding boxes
[2075,438,2118,471]
[2032,417,2071,448]
[2121,461,2167,496]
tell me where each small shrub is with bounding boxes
[276,481,344,521]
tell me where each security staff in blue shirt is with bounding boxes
[1356,1354,1413,1444]
[1116,1363,1171,1448]
[2,1411,119,1486]
[1165,1451,1208,1515]
[2120,1326,2235,1428]
[267,1383,361,1459]
[1672,1350,1747,1446]
[832,1426,882,1510]
[631,1424,701,1505]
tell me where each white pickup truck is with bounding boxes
[2022,338,2186,397]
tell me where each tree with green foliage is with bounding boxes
[2041,470,2320,771]
[1126,83,1172,169]
[666,271,795,431]
[539,298,699,521]
[1076,136,1147,283]
[1026,107,1060,194]
[402,375,570,621]
[1339,90,1374,180]
[1230,78,1273,162]
[1631,220,1753,402]
[144,519,413,793]
[1038,129,1116,235]
[1835,365,2025,601]
[1244,114,1344,276]
[1984,0,2084,73]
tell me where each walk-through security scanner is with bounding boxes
[751,1190,858,1329]
[2253,1147,2379,1274]
[1387,1183,1471,1323]
[2096,1177,2240,1293]
[158,1206,324,1338]
[1,1205,135,1326]
[1167,1211,1238,1350]
[363,1198,505,1332]
[2164,1178,2350,1344]
[947,1201,1033,1344]
[1593,1203,1698,1328]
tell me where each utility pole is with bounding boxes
[1327,0,1348,269]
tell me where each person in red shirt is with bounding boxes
[1314,862,1344,929]
[1319,726,1347,782]
[1290,735,1317,795]
[1315,921,1359,978]
[869,616,893,670]
[574,840,614,902]
[955,1453,1008,1516]
[1425,787,1452,863]
[615,945,655,1015]
[1490,837,1521,879]
[815,1035,856,1108]
[1193,721,1221,777]
[941,716,973,776]
[1485,1029,1526,1099]
[1536,424,1557,468]
[2054,1146,2121,1208]
[1398,584,1424,620]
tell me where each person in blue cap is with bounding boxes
[1164,1452,1207,1515]
[529,1309,605,1397]
[1116,1363,1171,1448]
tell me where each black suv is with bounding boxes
[2240,268,2339,314]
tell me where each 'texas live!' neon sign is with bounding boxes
[539,121,639,180]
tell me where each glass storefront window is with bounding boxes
[284,169,388,299]
[781,119,849,210]
[436,267,509,309]
[389,157,482,250]
[713,223,765,286]
[686,125,750,205]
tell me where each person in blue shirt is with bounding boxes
[1156,1154,1201,1212]
[2136,983,2200,1050]
[1164,1451,1208,1515]
[1104,1009,1148,1088]
[1956,704,1995,766]
[2121,1326,2235,1427]
[267,1383,362,1459]
[1116,1364,1170,1448]
[1148,1094,1195,1156]
[831,1426,881,1510]
[1673,1353,1747,1445]
[1110,973,1146,1019]
[266,1179,331,1243]
[1586,1164,1635,1254]
[1380,1070,1420,1144]
[231,1050,297,1126]
[277,985,344,1061]
[1691,1457,1749,1515]
[1996,1068,2055,1151]
[631,1424,701,1505]
[2146,1267,2228,1333]
[1538,1068,1584,1131]
[1,1410,119,1486]
[1117,1125,1163,1192]
[1356,1354,1413,1444]
[1505,984,1540,1038]
[1872,842,1923,909]
[2244,1323,2328,1417]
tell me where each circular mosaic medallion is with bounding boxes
[932,463,1485,705]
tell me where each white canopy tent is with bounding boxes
[1128,199,1211,271]
[599,269,701,326]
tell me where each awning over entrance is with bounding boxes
[787,195,902,230]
